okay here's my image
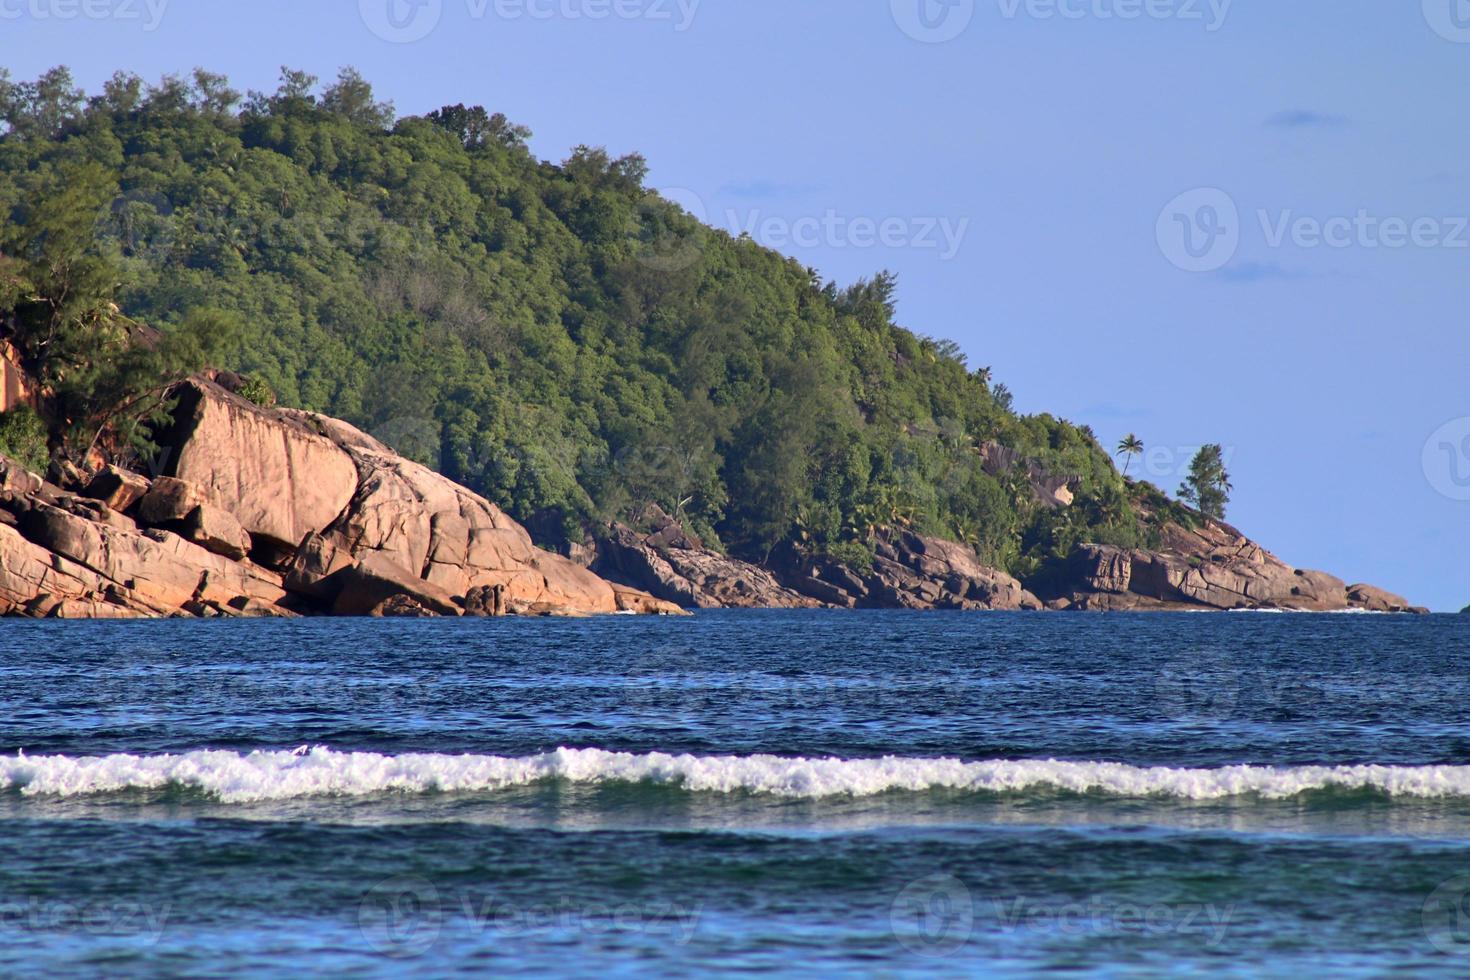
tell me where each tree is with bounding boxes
[1,160,122,395]
[1179,444,1232,520]
[0,160,234,463]
[0,66,83,139]
[427,104,531,150]
[1116,433,1143,477]
[191,68,241,118]
[321,67,394,129]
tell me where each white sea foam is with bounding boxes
[5,748,1470,803]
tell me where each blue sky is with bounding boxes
[5,0,1468,608]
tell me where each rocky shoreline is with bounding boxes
[0,376,682,619]
[596,506,1425,615]
[0,374,1424,619]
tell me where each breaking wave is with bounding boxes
[5,748,1470,803]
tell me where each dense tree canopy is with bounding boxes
[0,65,1173,578]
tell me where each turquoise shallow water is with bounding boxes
[3,611,1470,976]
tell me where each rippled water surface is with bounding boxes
[3,611,1470,976]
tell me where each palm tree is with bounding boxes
[1116,434,1144,478]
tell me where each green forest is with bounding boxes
[0,66,1202,581]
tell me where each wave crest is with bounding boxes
[4,748,1470,803]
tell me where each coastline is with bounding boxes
[0,374,1424,620]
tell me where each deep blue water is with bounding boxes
[4,611,1470,976]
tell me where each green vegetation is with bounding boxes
[1179,445,1232,521]
[0,104,237,465]
[236,376,277,408]
[0,405,47,473]
[0,65,1203,576]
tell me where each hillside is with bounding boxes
[0,66,1151,575]
[0,66,1420,614]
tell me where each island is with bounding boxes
[0,66,1423,617]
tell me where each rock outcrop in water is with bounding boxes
[780,532,1044,611]
[595,505,1043,612]
[1046,519,1427,614]
[596,509,824,610]
[0,376,683,619]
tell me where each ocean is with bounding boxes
[3,610,1470,976]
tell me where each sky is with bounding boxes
[4,0,1468,609]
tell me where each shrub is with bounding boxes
[237,376,278,408]
[0,406,49,474]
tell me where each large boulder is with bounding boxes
[137,476,213,527]
[598,520,822,610]
[783,533,1042,612]
[0,521,113,617]
[282,531,356,600]
[182,503,252,561]
[1347,584,1427,615]
[156,379,358,554]
[891,533,1042,610]
[303,420,620,615]
[150,379,629,616]
[1070,545,1133,594]
[328,552,462,617]
[0,486,292,618]
[83,465,150,514]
